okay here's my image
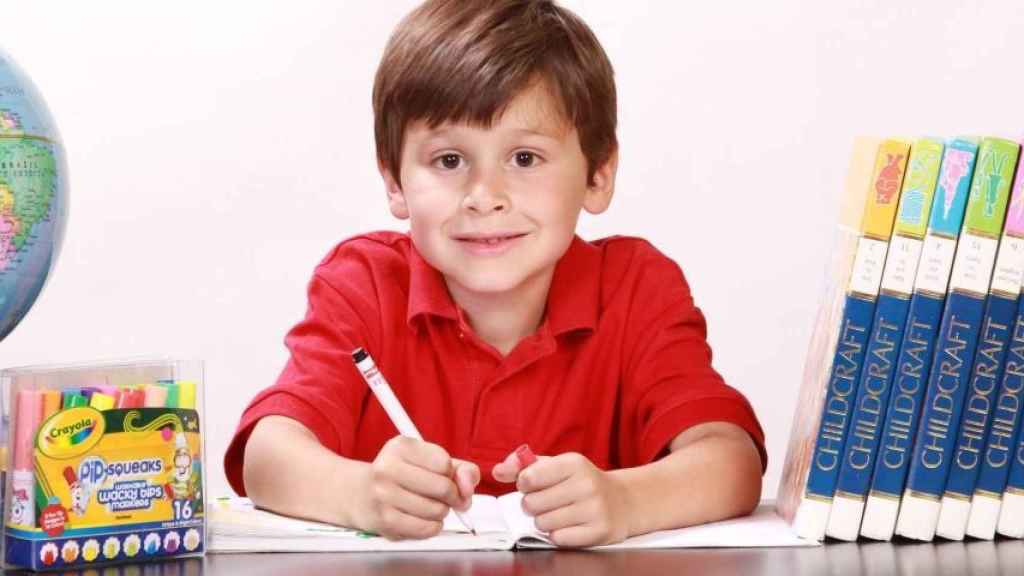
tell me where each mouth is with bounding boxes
[452,232,529,255]
[453,232,529,244]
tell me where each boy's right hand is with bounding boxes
[355,435,479,540]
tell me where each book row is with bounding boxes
[778,136,1024,542]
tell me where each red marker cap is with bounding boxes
[515,444,537,468]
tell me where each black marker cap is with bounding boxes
[352,347,368,363]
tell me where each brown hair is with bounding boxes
[373,0,617,185]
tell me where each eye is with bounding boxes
[514,151,539,168]
[434,153,463,170]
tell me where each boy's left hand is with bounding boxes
[493,451,632,547]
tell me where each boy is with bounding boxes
[225,0,766,547]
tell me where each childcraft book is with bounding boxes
[208,495,816,552]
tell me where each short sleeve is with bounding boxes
[223,242,384,496]
[618,250,767,471]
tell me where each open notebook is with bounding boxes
[209,494,817,552]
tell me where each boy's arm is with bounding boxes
[610,421,762,536]
[243,415,480,539]
[494,421,761,547]
[243,415,369,529]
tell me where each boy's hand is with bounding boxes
[493,450,632,547]
[356,435,479,540]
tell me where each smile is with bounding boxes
[453,232,528,255]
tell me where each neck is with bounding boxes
[447,268,553,356]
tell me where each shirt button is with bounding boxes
[458,332,465,339]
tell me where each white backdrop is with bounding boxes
[3,0,1024,500]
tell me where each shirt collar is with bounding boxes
[545,235,601,335]
[407,242,459,328]
[406,235,601,335]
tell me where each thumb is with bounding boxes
[452,459,480,511]
[491,450,522,484]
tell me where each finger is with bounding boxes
[491,450,522,483]
[533,500,589,534]
[520,481,576,517]
[378,507,444,541]
[452,460,480,511]
[385,485,450,522]
[394,462,462,508]
[517,454,577,493]
[548,525,601,548]
[399,440,454,476]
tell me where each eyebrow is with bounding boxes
[414,123,565,146]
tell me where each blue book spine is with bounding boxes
[805,295,874,501]
[834,294,910,500]
[943,294,1017,499]
[974,308,1024,495]
[1005,412,1024,495]
[869,293,946,499]
[904,292,987,501]
[1002,310,1024,504]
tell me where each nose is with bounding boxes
[463,164,508,214]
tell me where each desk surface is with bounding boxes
[8,540,1022,575]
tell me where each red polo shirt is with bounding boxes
[224,232,766,496]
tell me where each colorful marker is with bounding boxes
[163,381,180,408]
[40,390,61,422]
[143,384,168,408]
[515,444,538,469]
[89,392,116,411]
[177,381,197,410]
[116,388,145,409]
[352,347,476,535]
[63,392,88,409]
[10,390,42,527]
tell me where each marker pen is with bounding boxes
[515,444,538,469]
[352,347,476,535]
[10,389,42,527]
[97,385,121,408]
[143,384,168,407]
[177,381,197,410]
[164,381,180,408]
[40,390,61,422]
[116,388,145,409]
[63,387,88,409]
[89,392,116,411]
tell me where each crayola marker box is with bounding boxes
[1,358,205,571]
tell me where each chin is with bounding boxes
[450,272,527,294]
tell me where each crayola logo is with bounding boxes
[37,407,106,459]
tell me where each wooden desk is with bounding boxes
[14,540,1020,575]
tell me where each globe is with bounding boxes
[0,48,67,342]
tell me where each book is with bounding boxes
[998,395,1024,537]
[937,140,1024,540]
[777,139,876,538]
[826,138,943,541]
[860,138,980,541]
[896,137,1021,541]
[967,143,1024,539]
[207,496,818,552]
[777,137,909,542]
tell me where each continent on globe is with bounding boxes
[0,50,68,341]
[0,135,56,257]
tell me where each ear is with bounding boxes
[582,147,618,215]
[380,161,410,220]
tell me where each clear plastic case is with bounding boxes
[1,357,205,570]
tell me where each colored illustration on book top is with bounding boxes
[875,153,906,204]
[983,150,1012,218]
[897,145,943,231]
[1009,155,1024,227]
[940,148,973,220]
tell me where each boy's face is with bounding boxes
[383,82,617,301]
